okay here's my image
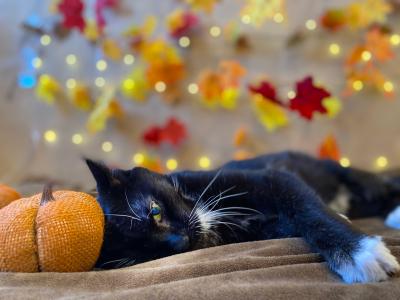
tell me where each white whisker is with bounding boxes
[105,213,141,221]
[125,189,141,220]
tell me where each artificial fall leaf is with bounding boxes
[233,127,248,147]
[69,83,92,111]
[219,61,247,88]
[220,88,240,109]
[124,16,157,52]
[320,9,346,31]
[166,9,199,38]
[120,67,150,101]
[84,20,101,42]
[58,0,86,31]
[146,60,186,86]
[365,28,394,62]
[252,94,288,132]
[141,39,181,64]
[102,38,123,61]
[142,117,187,147]
[318,134,340,161]
[233,150,254,161]
[35,74,62,104]
[248,80,282,105]
[289,76,331,120]
[185,0,220,13]
[345,45,366,67]
[346,0,391,30]
[87,88,122,133]
[241,0,286,27]
[95,0,120,31]
[134,152,164,173]
[198,70,223,106]
[322,97,342,118]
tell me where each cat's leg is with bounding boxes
[268,171,399,283]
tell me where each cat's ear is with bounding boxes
[85,158,116,190]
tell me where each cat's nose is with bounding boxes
[166,233,189,252]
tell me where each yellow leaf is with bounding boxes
[120,67,150,101]
[322,97,342,118]
[252,94,288,131]
[35,74,61,104]
[220,88,239,109]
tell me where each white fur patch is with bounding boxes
[385,206,400,229]
[196,208,211,231]
[338,213,351,223]
[336,236,399,284]
[329,185,351,215]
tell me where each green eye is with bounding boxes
[150,202,161,221]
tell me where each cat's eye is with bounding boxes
[150,201,161,221]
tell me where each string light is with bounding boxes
[339,157,351,168]
[375,156,388,169]
[71,133,83,145]
[329,43,341,56]
[241,14,251,24]
[102,141,113,152]
[95,77,106,87]
[66,78,76,89]
[133,153,145,165]
[383,81,394,93]
[65,54,77,65]
[123,54,135,65]
[305,19,317,30]
[209,26,221,37]
[198,156,211,169]
[154,81,166,92]
[96,59,107,71]
[352,80,363,91]
[40,34,51,46]
[361,50,372,62]
[44,130,57,143]
[166,158,178,171]
[179,36,191,48]
[32,57,42,69]
[188,83,199,94]
[390,34,400,46]
[287,90,296,99]
[273,13,284,23]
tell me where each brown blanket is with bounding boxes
[1,219,399,299]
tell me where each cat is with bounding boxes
[86,151,400,283]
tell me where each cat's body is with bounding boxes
[86,151,400,283]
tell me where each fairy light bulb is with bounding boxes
[209,26,221,37]
[65,54,77,65]
[273,13,284,23]
[188,83,199,94]
[287,90,296,99]
[241,14,251,24]
[96,59,107,71]
[199,156,211,169]
[375,156,388,169]
[339,157,351,168]
[123,54,135,65]
[352,80,363,91]
[154,81,166,92]
[390,34,400,46]
[102,141,113,153]
[32,57,42,69]
[383,81,394,93]
[95,77,106,87]
[178,36,190,48]
[166,158,178,171]
[71,133,83,145]
[66,78,76,89]
[44,130,57,143]
[361,50,372,62]
[305,19,317,30]
[329,43,341,56]
[40,34,51,46]
[133,153,145,165]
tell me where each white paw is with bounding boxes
[336,236,399,284]
[385,206,400,229]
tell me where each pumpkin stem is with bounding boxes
[40,184,55,206]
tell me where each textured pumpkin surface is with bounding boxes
[0,195,41,272]
[36,191,104,272]
[0,190,104,272]
[0,184,21,209]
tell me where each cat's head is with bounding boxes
[86,159,213,268]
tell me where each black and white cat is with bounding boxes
[86,151,400,283]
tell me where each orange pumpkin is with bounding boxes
[0,184,21,209]
[0,185,104,272]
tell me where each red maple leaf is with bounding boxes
[170,12,199,38]
[58,0,86,31]
[248,80,283,105]
[142,117,187,147]
[289,76,331,120]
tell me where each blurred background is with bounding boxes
[1,0,400,193]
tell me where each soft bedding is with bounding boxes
[0,218,399,300]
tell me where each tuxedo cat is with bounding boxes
[86,151,400,283]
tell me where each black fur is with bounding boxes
[86,151,400,279]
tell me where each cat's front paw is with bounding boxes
[335,236,399,284]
